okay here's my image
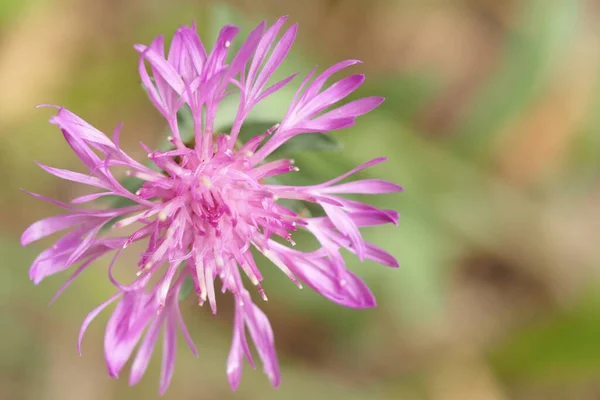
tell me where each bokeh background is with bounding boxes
[2,0,600,399]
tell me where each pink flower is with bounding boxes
[22,16,401,393]
[78,279,195,395]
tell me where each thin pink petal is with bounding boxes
[78,292,121,355]
[159,311,177,395]
[21,214,96,246]
[320,179,404,194]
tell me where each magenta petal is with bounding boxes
[298,117,356,132]
[78,293,121,355]
[71,192,113,204]
[63,223,105,268]
[104,296,151,378]
[365,242,399,267]
[302,59,362,102]
[322,204,365,260]
[204,25,239,78]
[243,301,280,387]
[254,73,298,105]
[36,162,108,188]
[180,27,207,78]
[49,256,98,304]
[29,227,87,283]
[21,189,76,211]
[159,311,177,395]
[252,24,297,95]
[317,157,387,187]
[53,108,116,149]
[227,301,253,391]
[21,214,96,246]
[318,96,385,120]
[129,317,163,386]
[289,256,376,308]
[174,298,198,357]
[321,179,404,195]
[135,45,185,96]
[225,21,265,84]
[302,74,366,117]
[247,16,289,87]
[346,210,400,227]
[138,52,169,117]
[335,269,377,308]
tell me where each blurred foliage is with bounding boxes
[2,0,600,400]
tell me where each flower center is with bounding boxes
[132,151,298,311]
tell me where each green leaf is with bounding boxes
[179,274,194,302]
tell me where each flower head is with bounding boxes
[22,16,401,393]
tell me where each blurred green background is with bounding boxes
[2,0,600,399]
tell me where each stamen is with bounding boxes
[205,266,217,315]
[200,176,213,188]
[158,211,168,222]
[137,262,152,276]
[257,284,268,301]
[196,260,207,303]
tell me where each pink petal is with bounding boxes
[251,24,297,96]
[203,25,239,78]
[104,297,151,378]
[288,256,376,308]
[316,157,387,187]
[322,203,365,260]
[78,292,121,355]
[227,301,254,391]
[253,73,298,105]
[71,192,113,204]
[364,242,399,267]
[316,96,384,120]
[320,179,404,194]
[174,299,198,357]
[247,16,289,87]
[243,301,280,387]
[301,59,362,103]
[36,162,108,188]
[300,74,365,118]
[159,311,177,395]
[224,21,265,86]
[129,317,163,386]
[135,45,185,96]
[21,214,96,246]
[180,27,208,78]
